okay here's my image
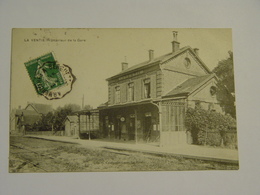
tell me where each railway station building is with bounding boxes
[99,32,223,146]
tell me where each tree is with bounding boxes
[31,112,54,131]
[62,104,81,112]
[213,51,234,92]
[37,112,54,131]
[213,51,236,118]
[31,103,93,131]
[53,104,81,131]
[83,104,93,110]
[34,104,82,131]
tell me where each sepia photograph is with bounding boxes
[9,28,238,173]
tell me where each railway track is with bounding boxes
[9,136,239,172]
[10,143,147,172]
[10,144,54,172]
[10,143,141,173]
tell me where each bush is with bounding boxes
[197,131,220,146]
[185,107,237,147]
[223,131,238,149]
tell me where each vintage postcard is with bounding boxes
[10,28,239,172]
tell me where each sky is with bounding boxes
[11,28,232,110]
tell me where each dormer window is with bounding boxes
[143,78,151,99]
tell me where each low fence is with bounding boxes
[25,130,65,136]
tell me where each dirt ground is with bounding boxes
[9,136,238,173]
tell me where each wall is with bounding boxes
[161,50,209,95]
[79,113,99,132]
[162,50,208,76]
[160,99,187,146]
[99,103,159,142]
[108,65,160,105]
[65,120,71,136]
[162,70,194,96]
[187,78,223,113]
[189,80,217,102]
[25,131,64,136]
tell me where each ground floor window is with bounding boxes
[161,101,185,132]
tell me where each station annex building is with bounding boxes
[98,32,223,147]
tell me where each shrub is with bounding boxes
[185,107,237,147]
[223,131,238,149]
[198,130,222,146]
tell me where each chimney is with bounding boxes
[194,48,199,56]
[148,49,154,61]
[172,31,180,53]
[121,62,128,71]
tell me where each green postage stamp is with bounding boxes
[24,52,75,100]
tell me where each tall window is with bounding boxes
[162,104,185,132]
[115,86,120,103]
[143,78,151,98]
[128,83,134,102]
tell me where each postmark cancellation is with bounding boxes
[24,52,75,100]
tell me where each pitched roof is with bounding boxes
[164,74,215,98]
[98,102,108,108]
[14,109,41,125]
[22,115,41,125]
[107,46,211,80]
[26,103,53,115]
[15,109,40,116]
[66,115,78,123]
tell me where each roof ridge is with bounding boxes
[26,103,53,114]
[107,46,191,80]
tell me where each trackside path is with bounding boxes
[24,135,239,164]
